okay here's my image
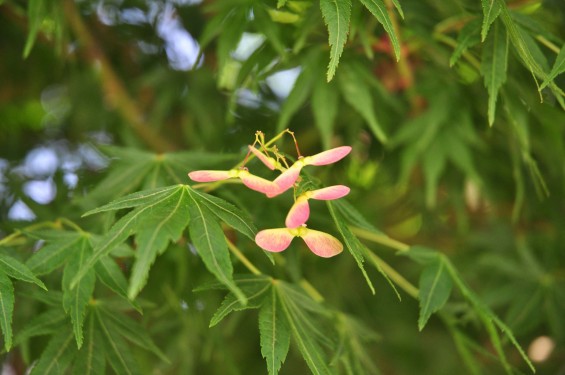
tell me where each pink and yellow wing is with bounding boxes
[285,196,310,228]
[238,170,278,195]
[188,170,231,182]
[307,146,352,166]
[255,228,294,252]
[248,145,276,170]
[300,229,343,258]
[268,163,303,197]
[309,185,350,200]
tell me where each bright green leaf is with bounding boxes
[418,257,452,330]
[481,0,501,41]
[190,187,257,241]
[0,253,46,290]
[82,185,182,217]
[63,238,96,348]
[260,287,291,375]
[26,231,84,275]
[358,0,401,61]
[23,0,46,58]
[327,201,375,294]
[186,188,247,305]
[481,20,508,126]
[320,0,352,81]
[129,187,189,299]
[0,272,14,351]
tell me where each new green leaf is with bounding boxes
[481,21,508,126]
[186,188,247,304]
[418,257,452,330]
[260,287,290,375]
[320,0,352,81]
[358,0,401,60]
[0,272,14,351]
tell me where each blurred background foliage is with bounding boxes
[0,0,564,374]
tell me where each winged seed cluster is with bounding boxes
[188,133,351,258]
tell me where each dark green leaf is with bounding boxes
[30,328,77,375]
[14,308,66,346]
[320,0,352,81]
[98,307,168,362]
[186,188,246,304]
[0,253,46,290]
[418,257,452,330]
[481,20,508,126]
[260,287,291,375]
[0,272,14,351]
[95,309,141,375]
[358,0,400,60]
[190,187,257,241]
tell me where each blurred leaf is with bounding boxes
[268,9,301,23]
[23,0,46,58]
[481,0,501,41]
[312,77,339,149]
[338,62,387,143]
[259,286,291,375]
[450,18,481,67]
[358,0,401,60]
[13,308,66,346]
[418,257,452,330]
[333,199,383,235]
[254,5,287,55]
[0,272,14,351]
[320,0,352,81]
[276,54,320,132]
[186,188,247,305]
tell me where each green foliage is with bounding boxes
[1,0,565,374]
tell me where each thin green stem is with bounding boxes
[0,221,58,246]
[349,226,410,252]
[365,251,419,299]
[536,35,560,54]
[58,218,84,233]
[299,279,324,303]
[226,239,262,276]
